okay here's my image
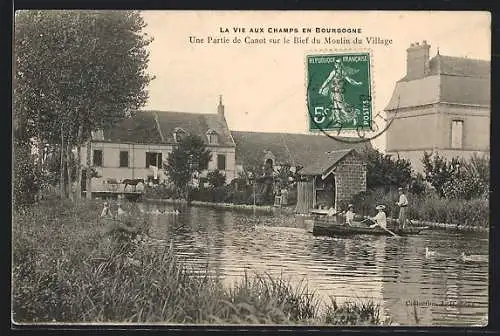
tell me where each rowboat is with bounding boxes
[312,216,428,237]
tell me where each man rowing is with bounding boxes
[395,187,409,229]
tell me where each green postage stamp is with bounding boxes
[307,52,372,131]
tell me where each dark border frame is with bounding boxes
[6,1,498,335]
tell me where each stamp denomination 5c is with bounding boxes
[307,52,372,131]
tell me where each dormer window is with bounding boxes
[173,127,187,143]
[206,129,218,144]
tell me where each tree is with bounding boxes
[14,10,154,201]
[164,135,211,197]
[421,151,460,197]
[207,170,226,188]
[361,148,412,190]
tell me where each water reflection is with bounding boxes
[141,202,488,326]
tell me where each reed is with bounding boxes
[12,200,388,325]
[352,189,488,228]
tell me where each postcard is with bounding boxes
[12,10,490,327]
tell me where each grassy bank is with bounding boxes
[352,189,489,229]
[12,199,387,325]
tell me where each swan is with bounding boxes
[425,247,436,258]
[460,252,488,263]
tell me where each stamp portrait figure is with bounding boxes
[318,58,363,126]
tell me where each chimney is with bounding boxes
[217,95,225,118]
[406,40,431,80]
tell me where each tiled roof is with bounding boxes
[231,131,372,169]
[385,54,490,110]
[103,111,163,144]
[300,149,358,176]
[101,110,235,146]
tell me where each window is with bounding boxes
[93,150,103,167]
[173,128,187,143]
[217,154,226,170]
[451,120,464,149]
[146,152,162,168]
[119,151,129,167]
[207,129,218,144]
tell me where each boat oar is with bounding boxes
[380,226,400,238]
[361,217,399,237]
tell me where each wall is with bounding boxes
[333,153,367,207]
[436,104,490,151]
[81,141,237,187]
[386,105,439,152]
[386,103,490,173]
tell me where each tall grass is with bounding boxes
[352,189,488,228]
[12,199,387,325]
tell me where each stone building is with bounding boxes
[385,41,490,172]
[299,148,367,210]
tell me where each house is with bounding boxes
[385,41,490,172]
[231,131,371,210]
[81,97,236,192]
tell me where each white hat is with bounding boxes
[398,187,404,191]
[376,205,386,210]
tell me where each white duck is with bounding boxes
[460,252,488,263]
[425,247,436,258]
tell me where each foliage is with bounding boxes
[12,200,386,324]
[207,170,226,188]
[361,148,412,190]
[422,152,489,200]
[164,135,211,193]
[421,152,460,197]
[14,10,154,199]
[441,153,490,200]
[409,173,427,196]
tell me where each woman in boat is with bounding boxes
[369,204,387,229]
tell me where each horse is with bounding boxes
[122,178,145,192]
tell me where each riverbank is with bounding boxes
[12,199,389,325]
[144,198,488,233]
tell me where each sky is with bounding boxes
[140,11,491,151]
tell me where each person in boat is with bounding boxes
[368,204,387,229]
[395,187,409,229]
[344,204,355,226]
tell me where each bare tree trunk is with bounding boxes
[60,124,66,198]
[86,139,92,199]
[75,125,83,201]
[66,141,73,201]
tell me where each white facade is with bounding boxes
[81,141,236,189]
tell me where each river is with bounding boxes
[142,202,488,326]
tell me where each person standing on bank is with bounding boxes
[396,187,408,229]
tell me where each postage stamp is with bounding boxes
[307,52,372,131]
